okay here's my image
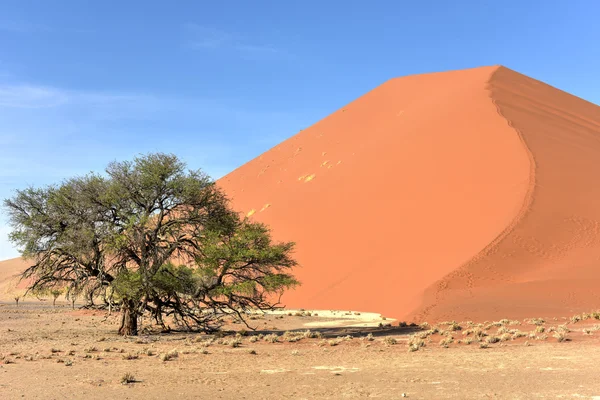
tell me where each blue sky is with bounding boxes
[1,1,599,260]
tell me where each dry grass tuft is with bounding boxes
[121,373,136,384]
[485,336,500,344]
[263,334,279,343]
[383,336,397,345]
[553,331,569,342]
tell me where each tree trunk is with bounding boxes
[118,299,138,336]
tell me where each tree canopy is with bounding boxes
[3,153,299,335]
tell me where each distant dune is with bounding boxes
[3,66,600,323]
[218,66,600,322]
[0,257,31,300]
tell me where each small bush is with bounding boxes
[553,332,569,342]
[499,333,512,342]
[263,334,279,343]
[159,349,179,362]
[485,336,500,344]
[448,322,461,332]
[121,373,135,384]
[303,330,322,339]
[535,326,545,333]
[383,337,397,345]
[479,342,489,349]
[512,331,527,339]
[528,318,545,326]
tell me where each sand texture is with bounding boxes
[218,66,600,323]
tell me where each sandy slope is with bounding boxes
[219,66,600,322]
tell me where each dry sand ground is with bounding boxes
[2,301,600,399]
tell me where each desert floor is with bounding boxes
[1,302,600,399]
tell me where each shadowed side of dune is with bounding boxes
[218,66,532,319]
[409,67,600,322]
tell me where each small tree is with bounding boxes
[4,153,298,335]
[51,289,62,308]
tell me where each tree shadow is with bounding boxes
[242,324,422,338]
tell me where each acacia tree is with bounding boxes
[4,153,298,335]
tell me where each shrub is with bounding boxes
[407,335,426,350]
[499,333,512,342]
[121,373,135,384]
[383,337,397,345]
[485,336,500,344]
[448,322,461,331]
[553,332,569,342]
[263,334,279,343]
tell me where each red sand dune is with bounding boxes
[218,66,600,323]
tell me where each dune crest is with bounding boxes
[411,67,600,322]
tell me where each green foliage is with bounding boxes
[3,152,299,334]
